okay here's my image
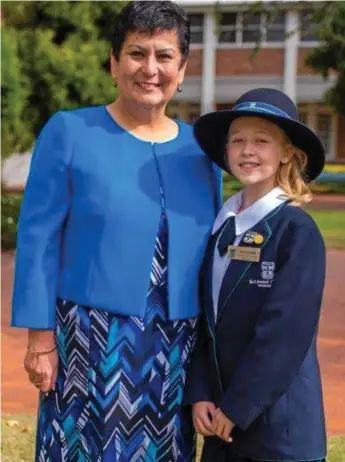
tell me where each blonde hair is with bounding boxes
[277,141,312,205]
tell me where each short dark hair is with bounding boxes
[111,1,190,65]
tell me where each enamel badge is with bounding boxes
[243,231,264,245]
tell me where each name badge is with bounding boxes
[227,245,261,262]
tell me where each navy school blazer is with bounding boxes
[184,202,327,460]
[11,106,221,329]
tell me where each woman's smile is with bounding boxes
[136,81,161,90]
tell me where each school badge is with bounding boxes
[243,231,255,244]
[261,261,275,280]
[254,234,264,244]
[243,231,264,245]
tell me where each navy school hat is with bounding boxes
[194,88,325,182]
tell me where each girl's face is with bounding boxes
[227,116,292,190]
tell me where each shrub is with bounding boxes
[1,193,22,249]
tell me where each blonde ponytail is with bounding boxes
[277,145,312,205]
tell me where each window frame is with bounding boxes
[217,10,286,48]
[188,13,204,46]
[298,105,337,160]
[299,8,319,45]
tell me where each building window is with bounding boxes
[297,107,334,159]
[188,14,204,44]
[242,12,262,43]
[300,9,319,42]
[218,11,285,44]
[317,113,332,157]
[266,12,286,42]
[218,13,237,43]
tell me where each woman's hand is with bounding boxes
[192,401,216,436]
[24,348,59,392]
[211,407,234,443]
[24,329,59,392]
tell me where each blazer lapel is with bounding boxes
[217,219,272,323]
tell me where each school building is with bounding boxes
[169,0,345,162]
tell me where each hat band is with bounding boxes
[233,102,292,119]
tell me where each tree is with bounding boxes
[1,1,127,156]
[305,2,345,115]
[1,26,31,156]
[251,1,345,115]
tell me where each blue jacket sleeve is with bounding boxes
[11,112,72,329]
[219,222,326,430]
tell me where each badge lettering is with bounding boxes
[227,245,261,262]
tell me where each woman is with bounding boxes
[184,88,326,461]
[11,2,220,460]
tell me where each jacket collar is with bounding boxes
[212,186,289,237]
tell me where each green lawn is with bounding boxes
[222,176,345,249]
[308,209,345,249]
[1,414,345,461]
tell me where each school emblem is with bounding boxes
[261,261,275,280]
[243,231,264,245]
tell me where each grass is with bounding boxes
[222,174,345,199]
[1,414,344,461]
[307,209,345,249]
[2,414,35,462]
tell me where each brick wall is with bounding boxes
[216,49,285,76]
[186,48,322,77]
[297,48,318,75]
[185,49,203,76]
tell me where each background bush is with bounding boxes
[1,193,23,250]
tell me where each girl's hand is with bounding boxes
[192,401,216,436]
[211,408,234,443]
[24,348,59,393]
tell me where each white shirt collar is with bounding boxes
[212,187,289,236]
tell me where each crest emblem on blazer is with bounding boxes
[261,261,275,280]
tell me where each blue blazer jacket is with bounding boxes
[184,203,327,460]
[12,106,221,329]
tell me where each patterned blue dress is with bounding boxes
[36,186,198,461]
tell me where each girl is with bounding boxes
[184,88,327,462]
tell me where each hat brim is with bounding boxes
[194,109,325,182]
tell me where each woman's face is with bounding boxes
[226,117,292,190]
[110,29,186,109]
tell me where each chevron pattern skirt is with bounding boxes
[36,215,198,461]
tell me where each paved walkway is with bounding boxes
[1,250,345,434]
[308,194,345,210]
